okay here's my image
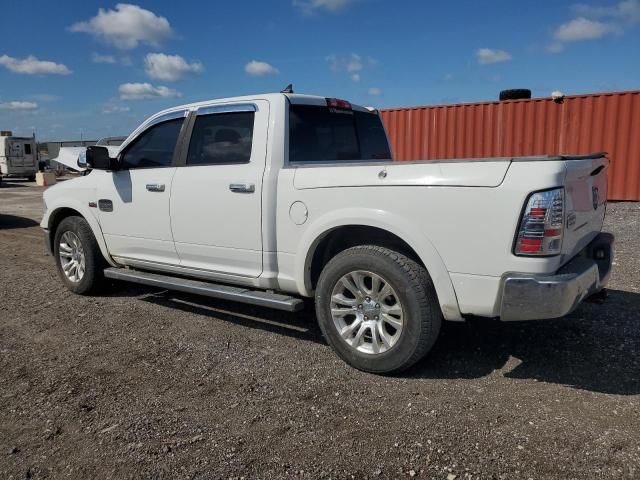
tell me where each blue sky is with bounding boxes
[0,0,638,140]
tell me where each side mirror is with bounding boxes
[86,146,117,170]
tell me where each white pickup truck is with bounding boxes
[41,92,614,373]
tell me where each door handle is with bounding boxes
[146,183,165,192]
[229,183,255,193]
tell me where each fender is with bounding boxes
[43,198,118,268]
[296,207,463,321]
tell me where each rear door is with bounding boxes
[96,110,188,264]
[8,140,24,168]
[169,101,269,278]
[22,141,36,169]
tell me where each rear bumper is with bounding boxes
[499,232,614,321]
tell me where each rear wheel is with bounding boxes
[53,216,104,294]
[315,245,441,374]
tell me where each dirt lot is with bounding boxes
[1,179,639,479]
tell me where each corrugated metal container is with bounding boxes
[381,90,640,200]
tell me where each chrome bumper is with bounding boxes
[499,232,614,321]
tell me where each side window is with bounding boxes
[24,143,32,155]
[120,118,184,169]
[186,111,255,165]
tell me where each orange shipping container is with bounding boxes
[381,90,640,201]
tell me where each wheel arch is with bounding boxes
[46,204,117,267]
[297,214,463,321]
[308,225,423,287]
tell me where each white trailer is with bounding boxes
[0,132,38,183]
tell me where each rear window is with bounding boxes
[289,105,391,163]
[24,143,32,155]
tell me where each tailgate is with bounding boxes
[562,155,608,259]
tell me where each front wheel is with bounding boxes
[53,216,104,294]
[315,245,442,374]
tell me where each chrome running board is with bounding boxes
[104,268,305,312]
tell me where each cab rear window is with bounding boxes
[289,105,391,163]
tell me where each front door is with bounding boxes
[170,101,269,278]
[96,110,187,265]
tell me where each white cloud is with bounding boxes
[293,0,354,14]
[0,101,38,110]
[574,0,640,23]
[327,53,375,82]
[618,0,640,22]
[144,53,203,81]
[28,94,59,102]
[244,60,279,76]
[0,54,71,75]
[549,1,640,51]
[328,53,363,73]
[347,55,363,73]
[118,82,181,100]
[546,42,565,53]
[102,104,131,114]
[92,52,132,65]
[367,87,382,96]
[554,17,615,41]
[69,3,173,50]
[91,53,116,64]
[476,48,512,65]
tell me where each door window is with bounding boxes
[186,111,255,165]
[120,118,184,169]
[24,143,32,155]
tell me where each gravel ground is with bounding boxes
[1,179,639,479]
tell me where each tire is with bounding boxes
[27,175,36,182]
[315,245,441,374]
[53,216,105,294]
[499,89,531,101]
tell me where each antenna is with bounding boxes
[280,84,294,94]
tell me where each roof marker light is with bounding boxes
[326,98,352,110]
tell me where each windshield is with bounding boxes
[289,104,392,163]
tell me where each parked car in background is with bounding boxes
[40,91,614,373]
[49,136,126,173]
[95,136,127,147]
[0,132,37,183]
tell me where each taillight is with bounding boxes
[514,188,564,256]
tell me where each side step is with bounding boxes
[103,268,305,312]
